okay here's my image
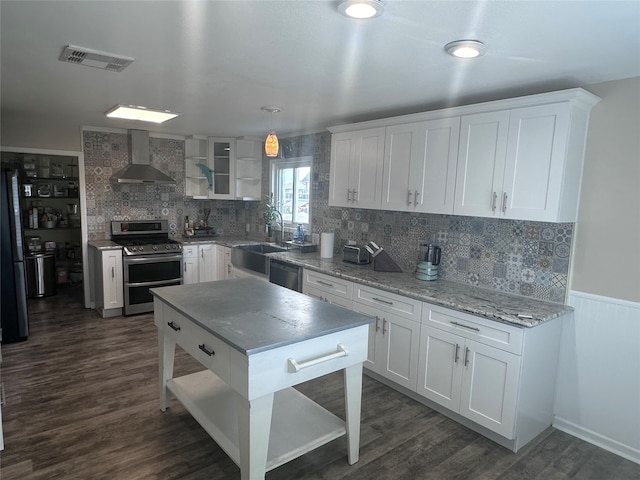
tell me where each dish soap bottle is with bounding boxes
[295,224,304,243]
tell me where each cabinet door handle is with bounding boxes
[407,190,413,206]
[167,321,181,332]
[111,267,115,279]
[347,189,352,202]
[450,321,480,332]
[375,316,380,332]
[414,190,420,206]
[454,343,460,363]
[201,250,204,259]
[464,347,470,367]
[198,344,215,356]
[317,280,334,287]
[502,192,508,213]
[184,263,187,272]
[491,191,498,212]
[382,318,388,335]
[372,297,393,306]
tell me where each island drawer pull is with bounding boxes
[167,321,181,332]
[288,343,349,373]
[450,321,480,332]
[198,344,215,356]
[317,280,334,287]
[372,297,393,305]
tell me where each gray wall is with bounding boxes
[569,77,640,303]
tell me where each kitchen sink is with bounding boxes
[231,243,287,276]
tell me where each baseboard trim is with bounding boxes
[553,416,640,465]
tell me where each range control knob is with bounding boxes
[152,245,158,251]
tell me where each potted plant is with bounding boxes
[263,193,279,241]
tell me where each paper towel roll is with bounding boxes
[320,232,334,258]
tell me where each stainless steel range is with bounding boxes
[111,220,182,315]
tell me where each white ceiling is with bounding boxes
[1,0,639,147]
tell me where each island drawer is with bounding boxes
[303,270,353,300]
[422,303,523,354]
[353,285,422,321]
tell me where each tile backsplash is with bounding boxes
[83,129,572,303]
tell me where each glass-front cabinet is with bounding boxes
[184,137,236,200]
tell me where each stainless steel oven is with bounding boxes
[123,253,182,315]
[111,220,183,315]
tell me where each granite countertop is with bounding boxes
[93,234,572,328]
[150,277,373,355]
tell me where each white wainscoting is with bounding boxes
[554,291,640,464]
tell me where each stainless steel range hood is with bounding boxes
[112,129,176,184]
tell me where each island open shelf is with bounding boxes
[167,369,347,471]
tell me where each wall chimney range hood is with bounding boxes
[112,130,176,184]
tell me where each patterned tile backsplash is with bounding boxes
[83,129,572,303]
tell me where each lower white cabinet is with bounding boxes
[353,285,422,390]
[182,243,229,284]
[417,325,520,438]
[89,246,123,317]
[302,270,353,309]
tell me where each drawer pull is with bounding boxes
[198,344,215,356]
[372,297,393,306]
[288,343,349,373]
[450,321,480,332]
[167,321,181,332]
[317,280,334,287]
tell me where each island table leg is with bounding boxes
[157,330,176,412]
[344,362,363,465]
[236,392,274,480]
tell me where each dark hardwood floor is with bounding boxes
[1,286,638,480]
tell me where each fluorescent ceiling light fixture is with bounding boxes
[338,0,385,19]
[445,40,486,58]
[105,104,180,123]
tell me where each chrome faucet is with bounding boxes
[273,209,284,247]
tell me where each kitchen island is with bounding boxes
[151,278,373,480]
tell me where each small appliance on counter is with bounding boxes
[416,243,441,281]
[343,245,370,264]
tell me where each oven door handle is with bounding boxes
[124,278,182,288]
[123,253,183,264]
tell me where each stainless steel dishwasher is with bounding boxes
[268,259,302,292]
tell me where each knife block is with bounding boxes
[373,250,403,272]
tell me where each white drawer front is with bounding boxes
[188,321,230,381]
[237,325,369,400]
[354,285,422,321]
[182,245,197,258]
[303,270,353,300]
[422,303,523,355]
[304,287,354,310]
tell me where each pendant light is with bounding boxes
[261,106,282,157]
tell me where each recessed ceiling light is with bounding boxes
[445,40,486,59]
[338,0,385,19]
[105,104,181,123]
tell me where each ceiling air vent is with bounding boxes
[58,45,134,72]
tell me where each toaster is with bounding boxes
[342,245,371,264]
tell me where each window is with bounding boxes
[271,156,312,229]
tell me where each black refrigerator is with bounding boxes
[1,167,29,343]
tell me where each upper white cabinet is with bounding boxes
[329,88,599,222]
[185,138,260,201]
[382,117,460,214]
[329,127,385,209]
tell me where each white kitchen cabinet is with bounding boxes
[454,99,596,222]
[353,285,422,390]
[182,245,198,285]
[417,324,520,438]
[302,269,353,309]
[89,246,123,318]
[215,245,232,280]
[207,137,235,199]
[382,117,460,214]
[417,302,563,451]
[329,127,385,209]
[197,243,217,282]
[234,139,262,200]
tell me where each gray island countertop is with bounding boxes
[150,277,373,355]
